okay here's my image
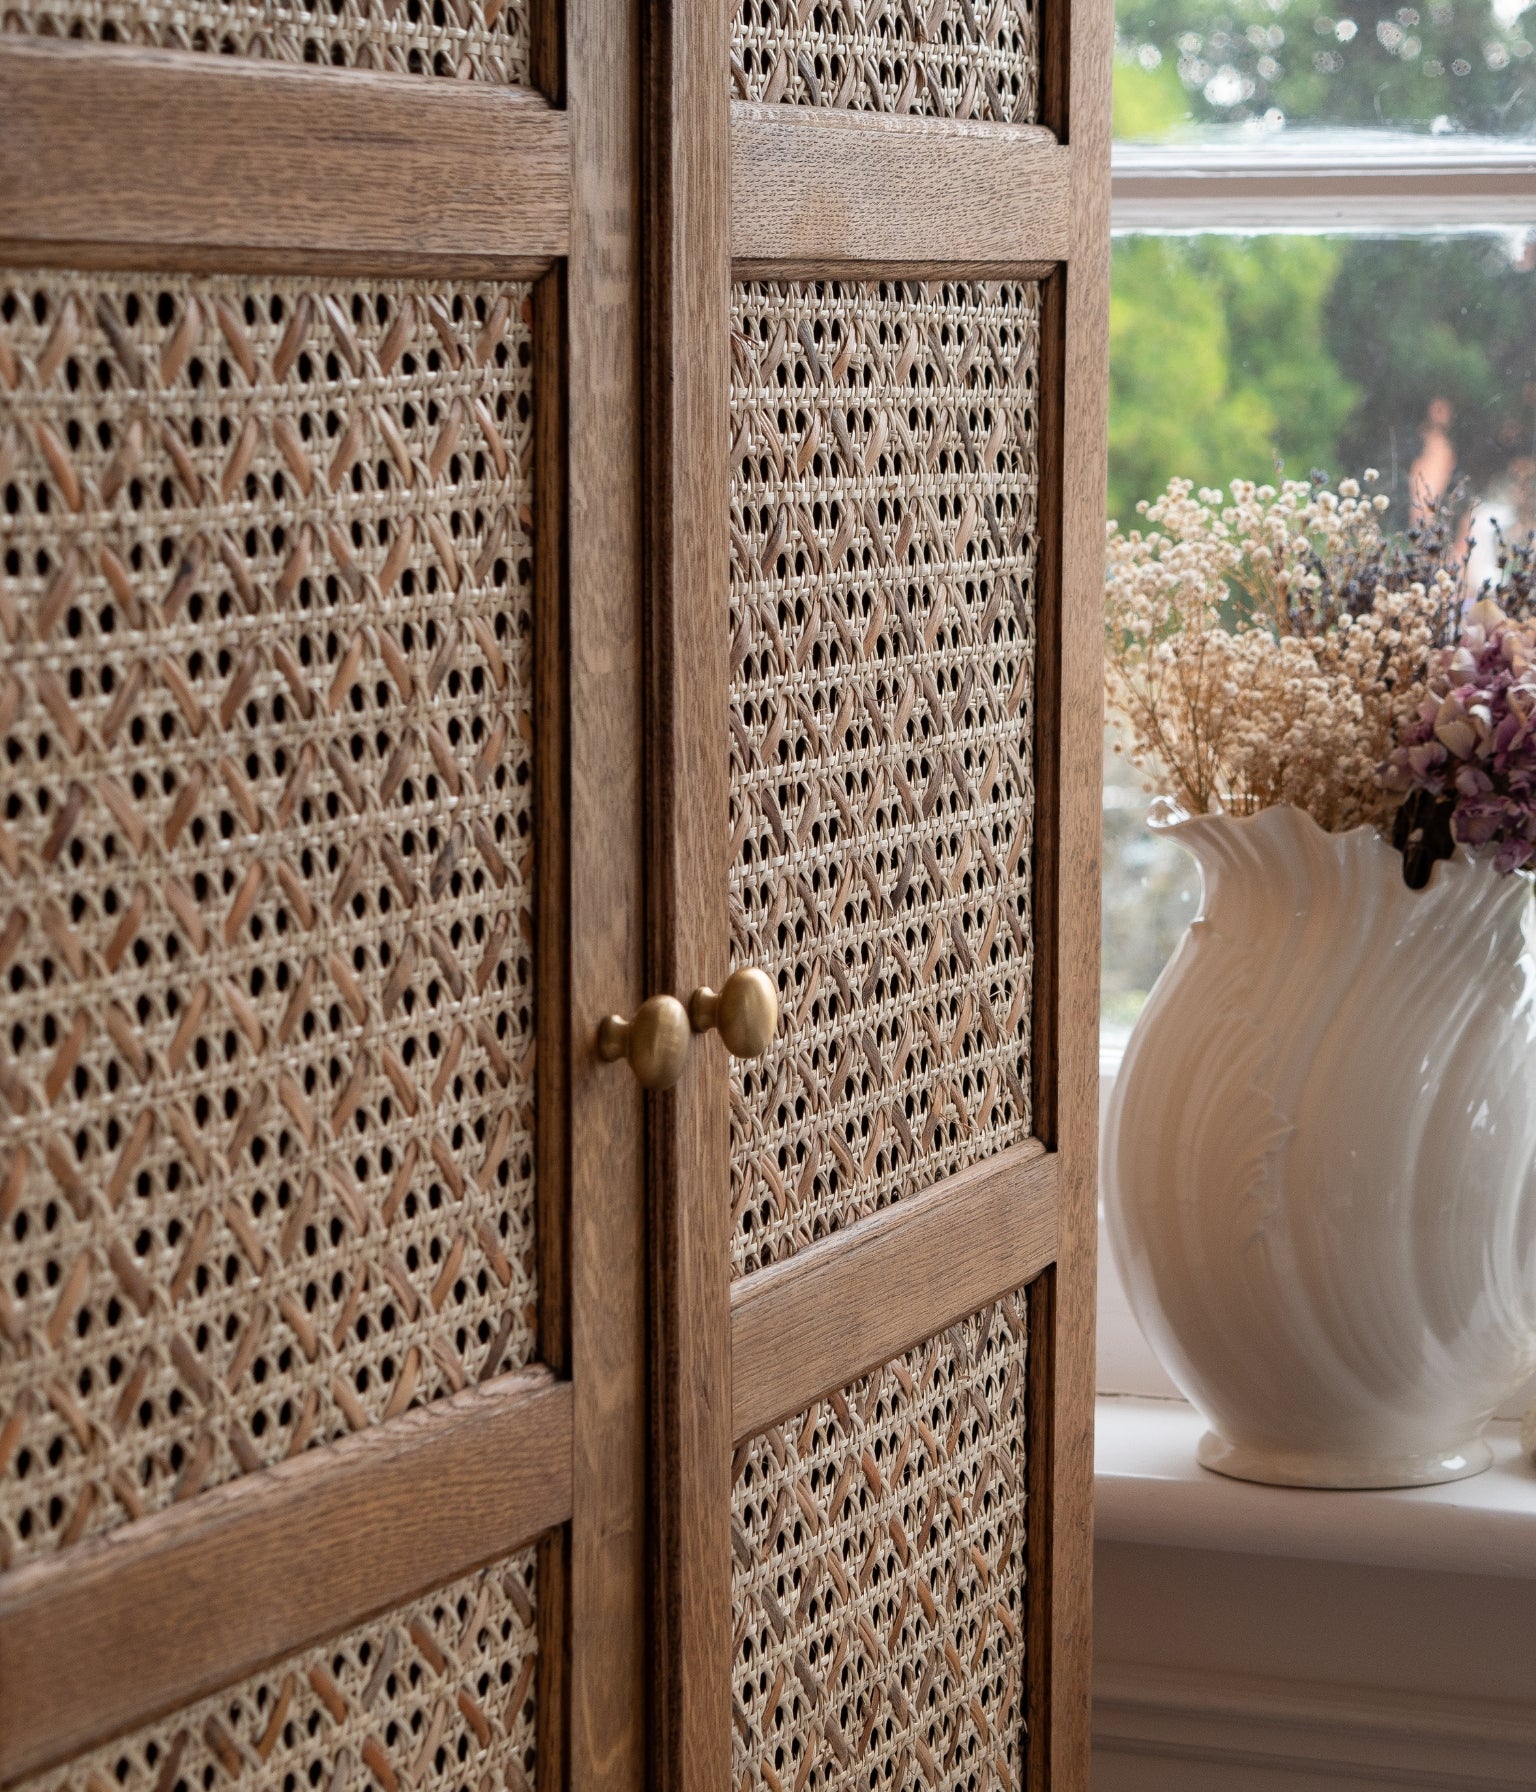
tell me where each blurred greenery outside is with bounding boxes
[1100,0,1536,1039]
[1114,0,1536,139]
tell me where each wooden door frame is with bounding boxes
[0,8,650,1786]
[644,0,1112,1784]
[642,1,736,1786]
[564,0,649,1780]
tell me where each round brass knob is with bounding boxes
[688,967,779,1061]
[596,994,692,1090]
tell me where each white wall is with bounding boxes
[1094,1541,1536,1790]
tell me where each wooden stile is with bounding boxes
[562,0,648,1775]
[643,0,736,1785]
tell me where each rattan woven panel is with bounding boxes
[730,0,1038,122]
[0,272,538,1568]
[728,279,1040,1277]
[18,1546,541,1792]
[0,0,529,81]
[732,1290,1029,1789]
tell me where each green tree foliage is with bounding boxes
[1329,236,1536,504]
[1113,53,1191,135]
[1108,234,1357,523]
[1114,0,1536,138]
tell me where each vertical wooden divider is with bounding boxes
[1032,0,1113,1779]
[566,0,650,1779]
[1026,254,1068,1785]
[531,257,570,1791]
[643,0,734,1787]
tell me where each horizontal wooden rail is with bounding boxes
[0,41,569,276]
[730,1142,1059,1445]
[0,1367,572,1785]
[730,101,1070,277]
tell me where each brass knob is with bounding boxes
[688,967,778,1061]
[596,995,692,1090]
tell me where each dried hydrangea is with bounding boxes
[1383,599,1536,878]
[1105,473,1454,834]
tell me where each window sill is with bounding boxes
[1094,1396,1536,1789]
[1096,1393,1536,1581]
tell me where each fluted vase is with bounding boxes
[1103,804,1536,1487]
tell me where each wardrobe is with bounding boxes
[0,1,1109,1783]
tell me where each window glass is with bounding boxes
[1101,230,1535,1041]
[1115,0,1536,140]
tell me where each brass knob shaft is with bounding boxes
[596,994,691,1090]
[688,966,778,1061]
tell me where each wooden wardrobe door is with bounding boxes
[648,0,1110,1785]
[0,9,647,1792]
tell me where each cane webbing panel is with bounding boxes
[730,0,1038,123]
[0,272,537,1568]
[728,279,1040,1277]
[732,1290,1029,1789]
[0,0,530,82]
[17,1546,541,1792]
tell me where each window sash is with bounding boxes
[1113,135,1536,230]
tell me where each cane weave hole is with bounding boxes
[0,0,530,81]
[732,1290,1029,1789]
[0,271,538,1569]
[18,1546,541,1792]
[728,279,1040,1277]
[731,0,1038,123]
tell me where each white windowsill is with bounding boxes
[1094,1395,1536,1787]
[1096,1394,1536,1580]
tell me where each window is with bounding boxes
[1100,16,1536,1048]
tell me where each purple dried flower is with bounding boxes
[1383,599,1536,882]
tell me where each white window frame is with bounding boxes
[1099,135,1536,1418]
[1113,133,1536,230]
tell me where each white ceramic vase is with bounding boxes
[1103,804,1536,1488]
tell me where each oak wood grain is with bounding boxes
[563,0,649,1776]
[730,101,1070,275]
[534,268,571,1386]
[644,1,734,1786]
[534,1529,568,1792]
[530,265,573,1792]
[1028,0,1115,1776]
[0,1369,572,1786]
[730,1144,1059,1446]
[1030,266,1068,1166]
[0,40,568,276]
[1026,268,1069,1792]
[1025,1262,1060,1792]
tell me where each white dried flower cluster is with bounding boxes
[1105,474,1446,832]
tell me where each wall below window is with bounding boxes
[1095,1536,1536,1789]
[1094,1399,1536,1788]
[1094,1519,1536,1791]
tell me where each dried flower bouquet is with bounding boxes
[1105,471,1536,885]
